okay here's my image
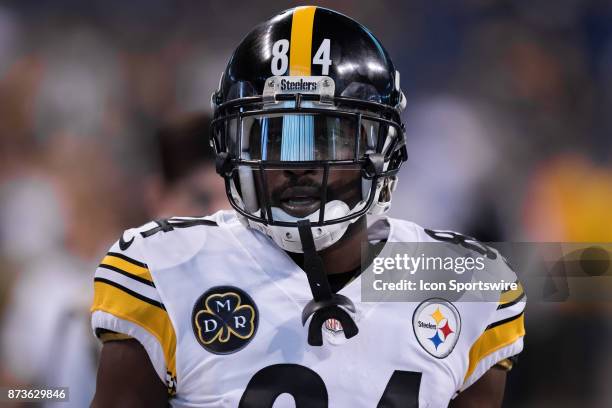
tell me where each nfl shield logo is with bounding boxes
[324,318,343,333]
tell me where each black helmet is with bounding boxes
[211,6,407,252]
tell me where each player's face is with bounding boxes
[242,113,366,219]
[256,167,363,218]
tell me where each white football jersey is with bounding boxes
[91,210,525,407]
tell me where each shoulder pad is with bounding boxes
[128,217,220,270]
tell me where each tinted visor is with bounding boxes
[221,113,392,161]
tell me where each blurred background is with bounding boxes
[0,0,610,406]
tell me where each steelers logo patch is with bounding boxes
[412,298,461,359]
[191,286,258,354]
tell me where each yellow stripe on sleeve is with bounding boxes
[91,280,176,379]
[100,254,154,284]
[289,6,317,75]
[499,282,524,304]
[464,313,525,382]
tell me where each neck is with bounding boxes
[319,216,367,275]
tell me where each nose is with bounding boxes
[283,168,318,183]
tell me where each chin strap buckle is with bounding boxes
[301,294,359,346]
[297,220,359,346]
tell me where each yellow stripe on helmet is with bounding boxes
[289,6,317,75]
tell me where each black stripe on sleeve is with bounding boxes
[486,311,524,331]
[497,291,526,310]
[97,264,156,287]
[106,252,148,268]
[95,328,118,338]
[94,277,165,310]
[140,218,218,238]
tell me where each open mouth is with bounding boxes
[279,186,321,217]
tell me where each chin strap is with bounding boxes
[297,220,359,346]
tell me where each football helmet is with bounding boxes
[211,6,407,252]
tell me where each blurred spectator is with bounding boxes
[390,96,501,238]
[143,113,227,218]
[523,154,612,242]
[0,134,126,407]
[0,112,226,406]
